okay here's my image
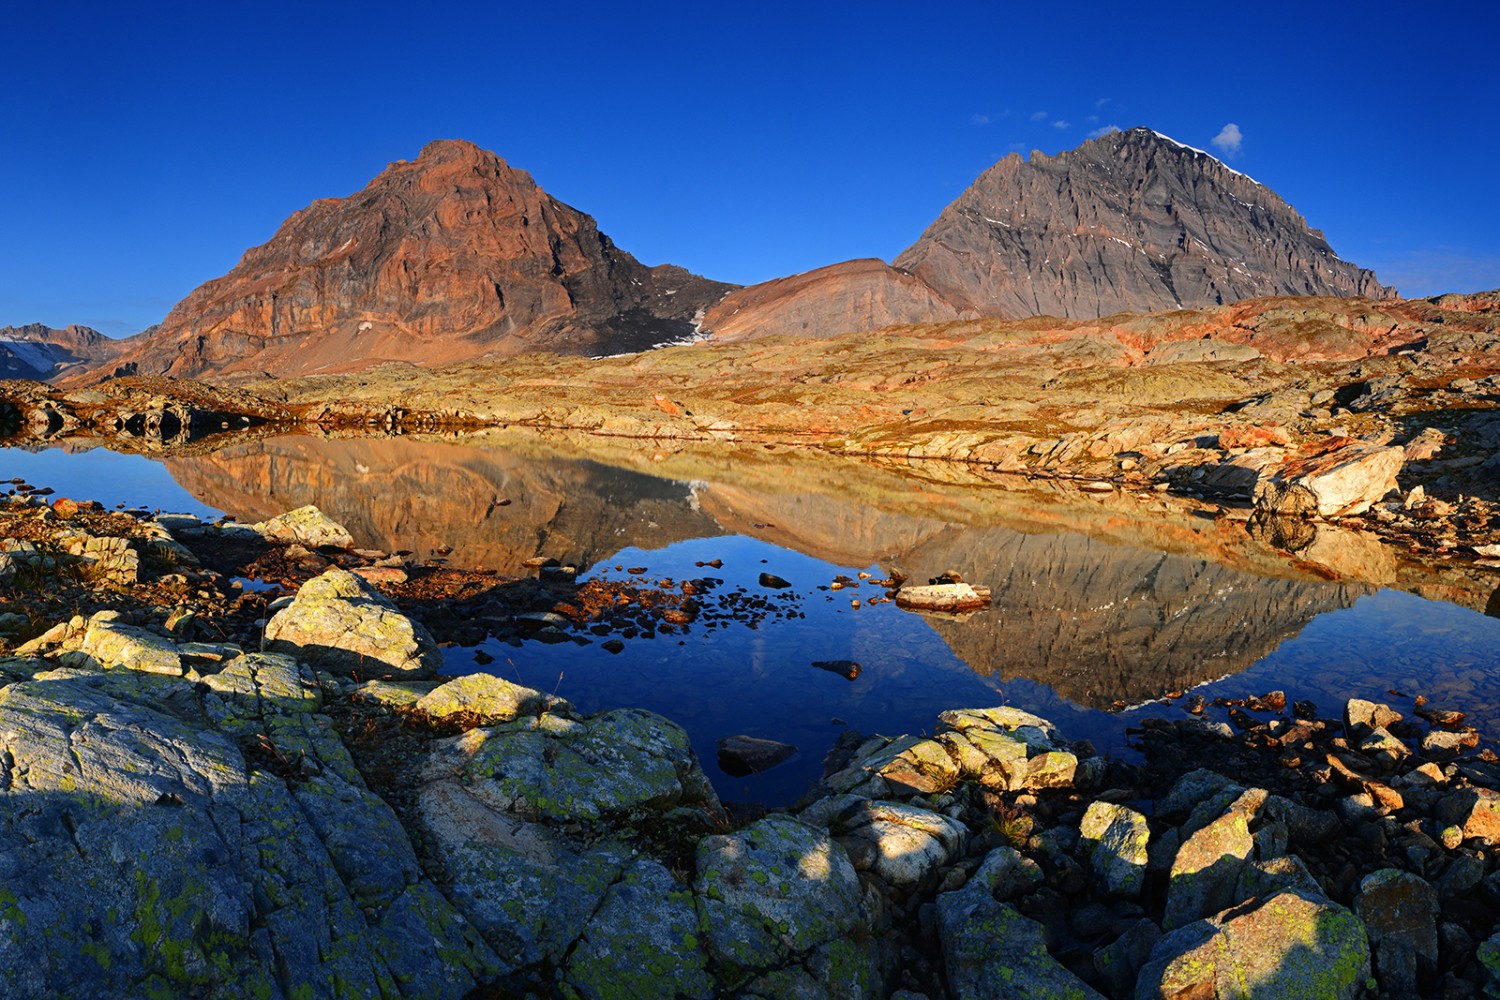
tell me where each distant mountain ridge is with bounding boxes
[33,129,1398,382]
[0,323,118,381]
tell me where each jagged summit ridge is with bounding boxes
[893,126,1394,320]
[88,139,736,381]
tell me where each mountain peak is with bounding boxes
[82,141,735,381]
[893,129,1392,319]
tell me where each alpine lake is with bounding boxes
[7,430,1500,807]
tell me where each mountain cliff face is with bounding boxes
[893,127,1394,321]
[0,323,119,381]
[92,140,735,381]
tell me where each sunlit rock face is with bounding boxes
[88,139,734,381]
[894,127,1393,320]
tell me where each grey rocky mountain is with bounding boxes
[893,127,1394,320]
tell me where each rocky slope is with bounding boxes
[85,140,734,381]
[0,323,118,380]
[699,258,962,342]
[894,127,1393,320]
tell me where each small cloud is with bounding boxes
[1030,110,1048,121]
[1085,114,1099,124]
[1052,120,1070,130]
[971,113,991,125]
[1007,141,1027,151]
[1211,123,1244,157]
[1095,97,1112,110]
[1087,124,1122,139]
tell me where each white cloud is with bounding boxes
[971,113,991,125]
[1211,123,1244,157]
[1052,120,1070,130]
[1095,97,1112,110]
[1030,110,1048,121]
[1087,124,1122,139]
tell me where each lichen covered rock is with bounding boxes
[264,566,442,679]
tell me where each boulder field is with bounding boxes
[1,548,1499,997]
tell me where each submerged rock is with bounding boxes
[716,734,798,776]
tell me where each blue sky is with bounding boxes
[3,1,1496,336]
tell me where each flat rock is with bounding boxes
[894,581,991,612]
[415,672,565,721]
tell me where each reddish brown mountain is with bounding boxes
[89,140,734,381]
[700,259,962,342]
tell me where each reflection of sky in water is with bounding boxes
[448,535,1500,806]
[0,447,222,518]
[8,443,1500,807]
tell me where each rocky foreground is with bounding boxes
[2,498,1500,997]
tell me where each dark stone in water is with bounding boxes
[758,572,792,589]
[602,639,624,654]
[717,735,797,777]
[812,660,862,681]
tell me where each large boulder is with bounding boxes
[695,815,874,993]
[254,505,355,549]
[1137,888,1370,1000]
[1079,800,1151,898]
[1252,440,1403,518]
[937,872,1105,1000]
[1354,868,1439,997]
[414,706,724,976]
[264,567,442,680]
[834,799,967,887]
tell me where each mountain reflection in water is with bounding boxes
[146,432,1482,801]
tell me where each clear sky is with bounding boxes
[4,1,1496,336]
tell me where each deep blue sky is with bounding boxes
[4,1,1496,336]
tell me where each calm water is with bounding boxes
[5,436,1500,805]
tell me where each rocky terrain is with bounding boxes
[1,498,1499,997]
[895,128,1393,321]
[75,139,735,382]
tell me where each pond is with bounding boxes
[6,433,1500,805]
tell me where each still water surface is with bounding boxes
[6,436,1500,805]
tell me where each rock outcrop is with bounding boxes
[82,140,735,381]
[894,127,1394,320]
